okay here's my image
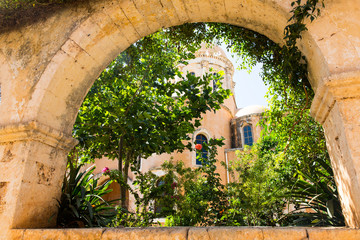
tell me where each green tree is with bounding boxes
[222,134,287,226]
[73,31,230,209]
[151,138,228,227]
[73,0,335,221]
[163,13,343,226]
[262,84,345,226]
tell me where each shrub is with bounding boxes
[57,150,116,227]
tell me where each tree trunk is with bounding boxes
[121,153,131,210]
[118,136,126,209]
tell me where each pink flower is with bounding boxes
[171,195,180,200]
[171,182,178,189]
[102,167,110,173]
[195,144,202,150]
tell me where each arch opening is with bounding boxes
[64,20,341,228]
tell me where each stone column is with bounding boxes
[311,71,360,228]
[0,121,77,237]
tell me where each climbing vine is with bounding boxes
[168,0,324,95]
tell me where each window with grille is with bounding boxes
[243,125,253,146]
[195,134,208,165]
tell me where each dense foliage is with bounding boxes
[163,139,229,226]
[225,142,287,226]
[74,30,230,209]
[104,139,229,227]
[57,150,116,227]
[156,1,342,225]
[226,127,344,226]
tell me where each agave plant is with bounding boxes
[57,151,117,227]
[283,157,345,226]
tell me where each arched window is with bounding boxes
[212,73,219,92]
[154,177,177,216]
[195,134,208,165]
[243,125,253,146]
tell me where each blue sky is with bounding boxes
[221,45,269,108]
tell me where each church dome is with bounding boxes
[196,43,227,59]
[235,105,266,118]
[193,43,234,77]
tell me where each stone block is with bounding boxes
[7,229,25,240]
[208,226,263,240]
[23,229,67,240]
[23,228,103,240]
[132,0,168,32]
[154,0,182,27]
[262,227,308,240]
[307,227,360,240]
[119,0,152,38]
[188,227,210,240]
[102,1,140,44]
[102,227,188,240]
[169,0,189,23]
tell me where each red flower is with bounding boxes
[195,144,202,150]
[171,182,178,189]
[171,195,180,200]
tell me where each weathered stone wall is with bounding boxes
[311,71,360,227]
[0,0,360,238]
[0,122,77,233]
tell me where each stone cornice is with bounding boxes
[310,70,360,124]
[231,112,263,124]
[0,121,78,151]
[195,53,234,75]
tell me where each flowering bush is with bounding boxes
[161,138,229,226]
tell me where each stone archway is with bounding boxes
[0,0,360,236]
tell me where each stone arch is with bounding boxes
[15,0,358,134]
[20,0,325,134]
[0,0,360,234]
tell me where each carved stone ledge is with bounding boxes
[310,70,360,124]
[0,121,78,151]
